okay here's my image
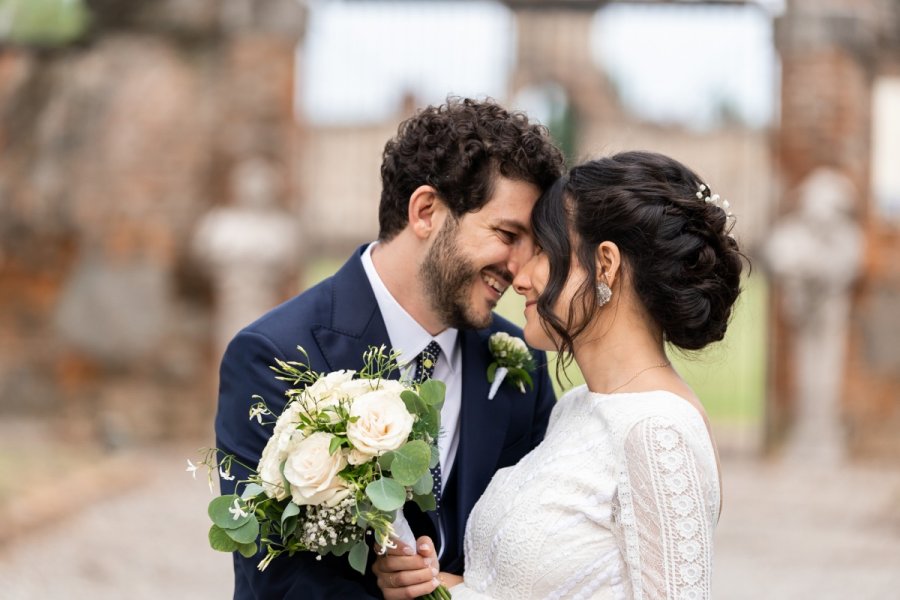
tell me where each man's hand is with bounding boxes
[373,536,441,600]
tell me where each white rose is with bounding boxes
[346,448,371,466]
[304,370,356,408]
[283,432,350,506]
[257,402,306,500]
[258,433,297,500]
[338,378,379,400]
[346,389,415,457]
[509,336,529,353]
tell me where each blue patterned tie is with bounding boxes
[414,341,443,511]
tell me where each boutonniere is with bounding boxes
[487,332,536,400]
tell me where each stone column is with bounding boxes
[763,169,863,464]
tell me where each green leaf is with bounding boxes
[420,406,440,437]
[237,541,258,558]
[348,540,369,576]
[330,539,356,557]
[209,524,240,553]
[209,495,251,530]
[508,367,533,391]
[429,444,440,469]
[365,477,407,511]
[329,435,348,455]
[389,440,430,486]
[487,362,498,383]
[281,501,301,525]
[412,470,434,495]
[226,515,260,544]
[412,493,436,513]
[378,451,395,470]
[240,483,264,500]
[401,390,427,416]
[418,380,446,409]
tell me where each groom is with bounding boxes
[215,97,564,598]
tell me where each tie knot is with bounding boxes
[415,341,442,383]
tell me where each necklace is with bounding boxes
[607,361,671,394]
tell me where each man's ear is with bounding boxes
[408,185,445,240]
[595,241,622,287]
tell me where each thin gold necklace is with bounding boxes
[607,361,671,394]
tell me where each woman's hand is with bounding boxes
[373,536,442,600]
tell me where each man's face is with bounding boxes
[420,177,541,330]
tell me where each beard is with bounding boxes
[420,217,492,330]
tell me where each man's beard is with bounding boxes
[420,218,492,330]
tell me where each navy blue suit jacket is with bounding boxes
[215,247,556,599]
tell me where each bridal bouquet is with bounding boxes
[193,345,450,599]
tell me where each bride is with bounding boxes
[374,151,745,599]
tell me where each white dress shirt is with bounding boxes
[360,243,462,487]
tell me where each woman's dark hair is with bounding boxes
[533,150,745,366]
[378,97,565,241]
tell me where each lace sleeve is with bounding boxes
[616,416,717,600]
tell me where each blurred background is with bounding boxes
[0,0,898,598]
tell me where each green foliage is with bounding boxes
[348,541,369,576]
[388,440,431,486]
[1,0,90,46]
[365,477,406,511]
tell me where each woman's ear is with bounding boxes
[407,185,444,240]
[595,241,621,288]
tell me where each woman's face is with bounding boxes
[512,246,589,352]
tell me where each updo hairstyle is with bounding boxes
[533,150,745,360]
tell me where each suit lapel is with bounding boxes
[453,328,512,553]
[311,247,393,373]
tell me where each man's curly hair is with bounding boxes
[378,97,565,241]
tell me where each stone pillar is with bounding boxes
[769,0,877,453]
[192,157,301,359]
[763,169,863,464]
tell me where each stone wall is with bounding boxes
[0,0,305,445]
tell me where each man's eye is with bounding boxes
[498,229,517,243]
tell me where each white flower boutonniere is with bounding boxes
[487,332,536,400]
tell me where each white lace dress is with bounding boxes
[451,386,720,600]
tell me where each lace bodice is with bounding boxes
[452,386,720,600]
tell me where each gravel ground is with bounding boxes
[1,446,898,599]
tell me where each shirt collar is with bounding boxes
[361,242,459,372]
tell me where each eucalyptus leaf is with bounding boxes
[412,470,434,495]
[412,493,436,513]
[281,501,300,525]
[418,379,446,410]
[282,515,298,538]
[208,495,251,530]
[226,515,260,544]
[429,444,440,469]
[378,451,395,470]
[365,477,407,511]
[237,541,258,558]
[389,440,430,486]
[209,524,240,553]
[348,540,369,576]
[240,483,264,500]
[400,390,427,416]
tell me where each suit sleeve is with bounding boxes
[214,330,379,600]
[528,349,556,451]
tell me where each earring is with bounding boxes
[596,281,612,307]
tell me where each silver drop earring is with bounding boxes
[596,281,612,307]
